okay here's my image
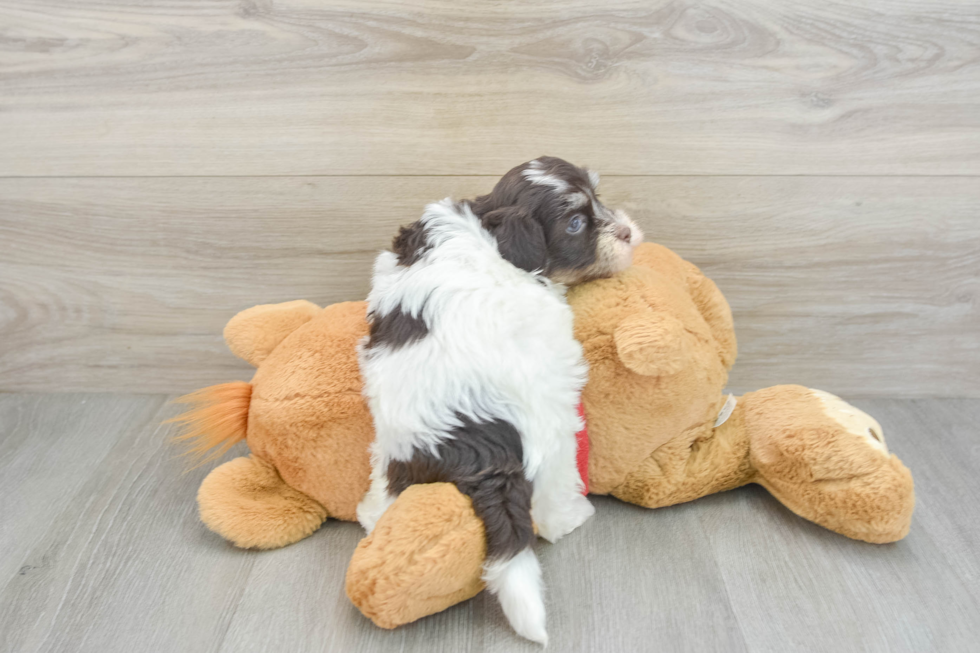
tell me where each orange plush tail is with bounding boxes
[167,381,252,464]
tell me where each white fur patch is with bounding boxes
[523,159,570,194]
[566,191,589,209]
[615,209,643,246]
[355,441,396,533]
[484,548,548,645]
[534,487,594,543]
[587,169,600,189]
[574,208,643,282]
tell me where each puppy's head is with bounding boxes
[469,156,642,284]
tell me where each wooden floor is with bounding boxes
[0,393,977,653]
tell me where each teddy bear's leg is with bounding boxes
[744,385,914,543]
[346,483,487,629]
[197,454,328,549]
[223,300,322,367]
[613,402,755,508]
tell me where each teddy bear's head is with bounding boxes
[567,243,737,495]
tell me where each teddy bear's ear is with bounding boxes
[613,309,688,377]
[224,300,322,367]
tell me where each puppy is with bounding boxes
[357,157,642,644]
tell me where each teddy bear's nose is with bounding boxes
[615,225,632,242]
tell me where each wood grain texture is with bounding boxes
[0,398,255,653]
[1,0,979,176]
[0,393,165,585]
[2,175,977,396]
[0,394,977,652]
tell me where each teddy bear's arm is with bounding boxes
[684,263,737,369]
[223,300,322,367]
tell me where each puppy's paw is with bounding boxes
[535,494,595,543]
[355,487,394,534]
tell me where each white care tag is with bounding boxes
[714,394,737,428]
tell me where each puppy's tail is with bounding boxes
[483,547,548,645]
[454,419,545,643]
[166,381,252,466]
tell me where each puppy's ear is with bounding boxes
[482,206,548,273]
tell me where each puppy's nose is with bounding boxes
[614,224,632,242]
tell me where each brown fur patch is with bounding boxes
[386,416,534,561]
[367,305,429,350]
[391,221,430,266]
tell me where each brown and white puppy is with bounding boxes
[470,156,641,283]
[357,157,641,644]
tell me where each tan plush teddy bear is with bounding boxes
[172,242,914,630]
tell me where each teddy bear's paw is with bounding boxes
[198,455,328,549]
[746,385,914,543]
[533,493,595,543]
[346,483,486,629]
[810,389,888,454]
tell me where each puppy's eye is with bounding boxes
[566,215,586,235]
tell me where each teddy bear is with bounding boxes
[171,242,914,630]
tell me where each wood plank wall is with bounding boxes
[1,0,978,396]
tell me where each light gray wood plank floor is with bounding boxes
[1,393,977,653]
